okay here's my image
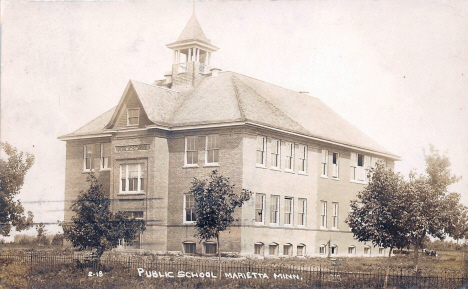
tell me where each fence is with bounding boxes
[1,252,468,288]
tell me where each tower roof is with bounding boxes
[177,13,210,44]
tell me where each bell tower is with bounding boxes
[166,13,219,90]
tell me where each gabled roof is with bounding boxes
[59,72,399,159]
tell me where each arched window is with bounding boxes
[348,245,356,255]
[254,242,264,256]
[319,244,326,255]
[331,244,338,255]
[364,246,371,256]
[297,244,306,257]
[283,243,293,256]
[269,243,279,256]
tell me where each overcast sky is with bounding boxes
[1,0,467,239]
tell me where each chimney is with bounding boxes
[164,71,172,84]
[211,68,221,77]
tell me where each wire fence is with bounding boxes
[1,252,468,288]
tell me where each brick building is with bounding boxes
[59,14,399,257]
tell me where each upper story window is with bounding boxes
[298,145,307,173]
[206,135,219,165]
[125,211,144,220]
[101,143,111,170]
[284,197,293,225]
[184,194,196,223]
[321,149,328,177]
[127,108,140,126]
[270,195,280,225]
[320,201,327,228]
[256,136,267,167]
[332,202,339,229]
[285,142,294,171]
[83,145,93,171]
[255,193,265,224]
[332,152,339,179]
[351,153,368,182]
[185,136,198,166]
[120,163,144,193]
[298,198,306,226]
[271,139,281,169]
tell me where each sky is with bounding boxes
[1,0,467,239]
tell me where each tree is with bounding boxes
[189,170,251,258]
[404,145,461,271]
[62,172,146,257]
[0,142,34,237]
[447,205,468,244]
[36,222,48,245]
[346,161,410,287]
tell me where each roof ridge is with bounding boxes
[232,74,310,134]
[230,72,321,100]
[130,79,180,93]
[230,74,247,121]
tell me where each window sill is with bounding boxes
[255,222,265,226]
[320,226,328,230]
[350,179,367,184]
[204,163,220,167]
[283,224,293,227]
[183,164,199,168]
[332,177,340,181]
[284,169,295,174]
[270,167,281,171]
[256,164,267,169]
[297,225,306,228]
[183,221,196,225]
[331,227,339,231]
[320,175,328,179]
[100,168,111,172]
[269,223,279,227]
[117,192,145,196]
[298,171,308,176]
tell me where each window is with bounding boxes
[351,153,367,181]
[120,164,144,193]
[204,243,217,255]
[284,197,293,225]
[348,246,356,255]
[283,244,293,256]
[271,139,281,168]
[101,143,111,170]
[298,198,306,226]
[256,136,267,166]
[285,142,294,171]
[255,194,265,224]
[332,202,339,229]
[298,145,307,173]
[331,245,338,255]
[320,201,327,228]
[269,243,278,256]
[379,247,385,255]
[364,246,371,255]
[254,243,264,255]
[127,108,140,126]
[270,195,280,225]
[206,135,219,164]
[84,145,93,171]
[183,242,196,254]
[184,194,196,223]
[185,136,198,166]
[297,244,306,256]
[125,211,144,219]
[321,150,328,176]
[319,245,326,255]
[332,152,339,178]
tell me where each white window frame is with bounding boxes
[297,244,306,257]
[256,136,267,167]
[283,243,293,256]
[351,153,366,182]
[320,201,327,228]
[284,197,293,226]
[321,149,328,177]
[298,144,307,174]
[269,243,279,256]
[271,139,281,169]
[298,198,306,226]
[205,134,219,165]
[270,195,280,225]
[332,202,339,229]
[379,247,385,256]
[127,108,140,126]
[125,211,144,220]
[255,194,265,224]
[331,245,338,255]
[319,245,326,255]
[100,143,111,170]
[119,163,144,194]
[348,246,356,255]
[285,142,295,172]
[83,144,93,171]
[254,243,264,256]
[185,136,199,167]
[332,152,339,179]
[364,246,371,256]
[184,194,196,223]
